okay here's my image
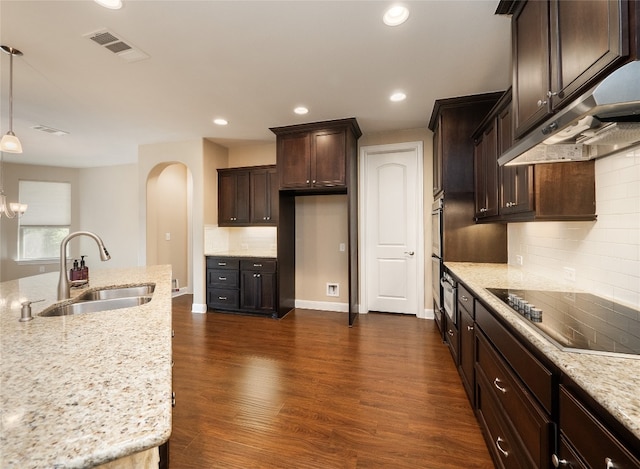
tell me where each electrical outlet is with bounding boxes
[516,255,524,266]
[563,267,576,282]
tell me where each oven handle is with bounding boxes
[441,277,456,291]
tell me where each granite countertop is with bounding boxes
[205,250,277,258]
[0,265,173,469]
[445,262,640,442]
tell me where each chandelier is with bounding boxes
[1,45,23,153]
[0,151,27,218]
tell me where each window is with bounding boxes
[18,181,71,260]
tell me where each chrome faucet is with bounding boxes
[58,231,111,300]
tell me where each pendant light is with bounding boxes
[1,45,23,154]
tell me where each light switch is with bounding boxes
[165,232,171,241]
[339,243,346,252]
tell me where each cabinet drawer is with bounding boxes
[206,257,240,270]
[208,269,239,288]
[476,371,531,469]
[240,259,276,273]
[476,332,552,468]
[207,289,240,310]
[559,385,640,468]
[457,284,473,317]
[476,300,553,413]
[445,320,459,365]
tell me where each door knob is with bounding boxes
[404,251,415,256]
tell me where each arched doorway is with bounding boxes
[146,162,192,293]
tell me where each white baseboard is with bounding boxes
[295,299,349,313]
[421,308,435,320]
[191,303,207,314]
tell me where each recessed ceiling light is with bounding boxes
[213,118,228,126]
[94,0,123,10]
[390,92,407,102]
[383,5,409,26]
[294,106,309,115]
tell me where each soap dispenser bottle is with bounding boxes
[70,259,79,281]
[80,255,88,281]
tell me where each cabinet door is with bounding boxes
[240,271,277,314]
[311,128,346,188]
[433,117,443,196]
[250,167,278,225]
[459,307,475,404]
[218,170,250,225]
[513,0,551,138]
[550,0,627,109]
[278,133,311,189]
[474,123,499,218]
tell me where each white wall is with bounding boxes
[508,147,640,309]
[78,164,139,271]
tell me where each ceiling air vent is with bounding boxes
[84,29,149,63]
[32,125,69,136]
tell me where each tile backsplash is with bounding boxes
[204,225,277,253]
[508,147,640,309]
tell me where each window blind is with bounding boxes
[18,180,71,226]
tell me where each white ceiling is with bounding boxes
[0,0,511,168]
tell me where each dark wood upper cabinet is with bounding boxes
[429,93,503,197]
[218,165,277,227]
[250,166,278,225]
[511,0,632,139]
[474,121,500,218]
[218,169,250,226]
[271,118,361,192]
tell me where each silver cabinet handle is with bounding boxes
[253,263,263,267]
[306,180,310,184]
[537,99,548,107]
[467,325,474,332]
[495,437,509,457]
[312,180,316,183]
[218,262,227,266]
[605,458,614,469]
[551,454,567,468]
[493,377,507,394]
[447,329,454,337]
[218,276,227,280]
[460,295,469,302]
[218,296,227,300]
[547,90,559,98]
[172,392,176,408]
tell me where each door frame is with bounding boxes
[359,141,425,317]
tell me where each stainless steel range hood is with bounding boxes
[499,60,640,166]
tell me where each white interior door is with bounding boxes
[361,142,423,315]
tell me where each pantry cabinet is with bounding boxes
[218,165,277,227]
[509,0,631,138]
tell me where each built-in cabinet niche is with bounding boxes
[270,118,361,325]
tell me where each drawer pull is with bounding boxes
[551,454,568,468]
[218,296,227,300]
[467,325,474,332]
[218,276,227,281]
[447,329,454,337]
[461,295,469,302]
[605,458,614,469]
[495,437,509,457]
[253,263,263,267]
[218,262,227,266]
[493,377,507,394]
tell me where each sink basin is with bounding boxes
[76,284,155,301]
[40,296,152,317]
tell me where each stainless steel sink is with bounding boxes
[40,296,152,317]
[39,283,156,317]
[75,284,155,301]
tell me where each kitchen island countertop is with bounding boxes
[445,262,640,443]
[0,265,173,469]
[205,250,276,258]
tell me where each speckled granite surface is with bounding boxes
[446,262,640,442]
[205,250,277,258]
[0,265,173,469]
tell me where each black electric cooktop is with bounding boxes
[487,288,640,358]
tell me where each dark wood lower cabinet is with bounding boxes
[158,441,169,469]
[206,256,277,317]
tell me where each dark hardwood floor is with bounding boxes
[170,295,493,468]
